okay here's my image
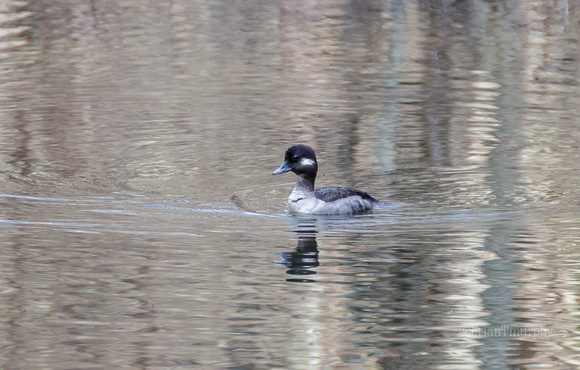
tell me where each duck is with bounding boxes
[273,144,381,214]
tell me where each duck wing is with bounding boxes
[314,186,377,203]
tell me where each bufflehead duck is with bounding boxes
[273,144,380,214]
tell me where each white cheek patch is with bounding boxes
[300,158,316,167]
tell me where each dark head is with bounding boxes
[273,144,318,181]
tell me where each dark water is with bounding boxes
[1,0,579,368]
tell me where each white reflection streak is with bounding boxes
[0,7,31,51]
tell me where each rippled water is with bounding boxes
[0,0,579,368]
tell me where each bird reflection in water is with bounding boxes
[275,217,320,283]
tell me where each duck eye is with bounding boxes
[292,155,299,161]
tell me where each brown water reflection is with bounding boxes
[0,0,579,368]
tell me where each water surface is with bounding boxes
[0,0,579,368]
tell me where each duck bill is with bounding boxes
[273,161,292,175]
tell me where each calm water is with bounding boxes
[0,0,579,368]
